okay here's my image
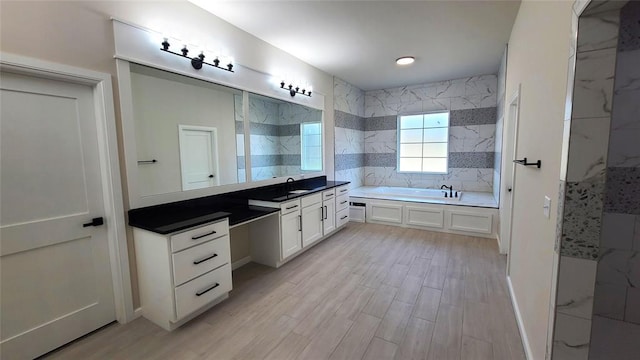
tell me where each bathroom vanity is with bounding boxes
[128,176,349,330]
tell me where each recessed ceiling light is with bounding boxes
[396,56,415,65]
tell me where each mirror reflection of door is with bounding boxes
[179,125,219,190]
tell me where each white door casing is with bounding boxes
[502,85,521,275]
[0,53,131,358]
[178,125,219,191]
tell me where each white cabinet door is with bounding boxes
[0,72,115,359]
[323,199,336,235]
[281,210,302,259]
[302,204,323,247]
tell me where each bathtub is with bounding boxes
[355,186,462,201]
[348,186,498,239]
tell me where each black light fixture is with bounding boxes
[160,38,234,73]
[280,81,311,97]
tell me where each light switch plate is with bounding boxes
[543,196,551,218]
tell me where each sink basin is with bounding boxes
[289,189,310,194]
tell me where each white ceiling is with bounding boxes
[189,0,520,91]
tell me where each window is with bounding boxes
[300,122,322,171]
[397,112,449,173]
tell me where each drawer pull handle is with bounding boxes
[193,253,218,265]
[192,230,216,240]
[340,215,348,220]
[340,201,348,204]
[340,189,348,193]
[285,205,299,210]
[196,283,220,296]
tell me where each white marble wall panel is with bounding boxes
[250,134,280,155]
[278,135,301,155]
[335,127,365,155]
[553,313,592,360]
[334,77,365,117]
[596,248,640,288]
[364,166,492,192]
[593,282,627,320]
[556,256,597,319]
[566,117,610,181]
[364,74,497,117]
[578,11,621,52]
[335,168,364,189]
[279,102,321,125]
[589,315,640,359]
[608,50,640,167]
[572,48,617,119]
[364,130,396,153]
[249,97,280,125]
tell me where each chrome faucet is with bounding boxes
[440,184,453,198]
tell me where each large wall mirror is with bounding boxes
[130,64,245,197]
[249,93,323,181]
[121,62,324,208]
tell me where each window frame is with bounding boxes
[396,110,450,175]
[300,121,323,171]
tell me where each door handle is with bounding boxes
[298,215,302,231]
[321,206,324,221]
[324,205,328,220]
[83,217,104,227]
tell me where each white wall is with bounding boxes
[503,1,573,358]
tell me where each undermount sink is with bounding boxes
[288,189,311,194]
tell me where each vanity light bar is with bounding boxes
[160,38,234,72]
[280,81,312,97]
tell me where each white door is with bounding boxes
[0,72,116,359]
[502,86,521,275]
[179,125,219,191]
[281,210,302,259]
[301,204,323,247]
[323,200,336,235]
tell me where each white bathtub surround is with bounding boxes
[350,186,498,239]
[350,186,497,208]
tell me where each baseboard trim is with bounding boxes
[133,307,143,319]
[507,275,534,360]
[232,256,252,270]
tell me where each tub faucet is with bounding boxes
[440,184,453,198]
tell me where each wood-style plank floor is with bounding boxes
[45,222,526,360]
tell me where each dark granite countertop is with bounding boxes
[248,181,350,202]
[128,176,350,235]
[129,205,279,235]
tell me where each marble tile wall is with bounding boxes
[554,1,640,359]
[494,47,507,202]
[334,77,366,189]
[362,75,498,192]
[590,1,640,356]
[249,96,305,180]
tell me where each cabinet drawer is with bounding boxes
[336,208,350,228]
[172,235,230,286]
[171,219,229,253]
[336,194,349,211]
[174,263,232,320]
[301,193,322,208]
[280,199,301,215]
[335,185,349,196]
[322,189,335,200]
